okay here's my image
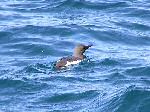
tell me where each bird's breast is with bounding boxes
[65,60,82,66]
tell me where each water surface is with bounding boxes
[0,0,150,112]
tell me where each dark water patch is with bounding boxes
[2,1,48,12]
[42,90,99,103]
[125,66,150,77]
[0,79,24,88]
[1,37,46,45]
[25,0,128,12]
[80,87,125,112]
[0,79,46,92]
[54,40,74,50]
[138,97,150,112]
[0,78,51,97]
[8,25,75,37]
[27,1,65,12]
[8,3,45,9]
[91,29,150,45]
[140,78,150,85]
[13,0,70,12]
[3,43,52,56]
[0,14,29,21]
[108,72,127,81]
[54,0,128,11]
[0,50,24,57]
[0,31,13,44]
[0,78,45,89]
[116,88,150,112]
[100,58,120,66]
[125,7,150,19]
[81,86,150,112]
[114,21,150,31]
[2,42,70,57]
[110,78,150,87]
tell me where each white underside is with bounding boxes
[65,60,82,66]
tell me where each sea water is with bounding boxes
[0,0,150,112]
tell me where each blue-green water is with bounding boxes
[0,0,150,112]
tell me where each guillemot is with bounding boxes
[55,44,92,69]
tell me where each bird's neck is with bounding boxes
[73,53,85,60]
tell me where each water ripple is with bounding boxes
[0,0,150,111]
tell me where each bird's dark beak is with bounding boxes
[84,44,93,50]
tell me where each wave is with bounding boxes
[42,90,99,103]
[0,78,48,92]
[8,25,75,36]
[7,24,144,46]
[1,13,149,46]
[125,66,150,77]
[0,0,150,111]
[115,87,150,112]
[114,21,150,31]
[81,86,150,112]
[124,7,150,19]
[53,0,128,10]
[4,0,128,12]
[100,58,120,66]
[91,29,150,45]
[0,25,75,56]
[0,31,13,44]
[22,63,54,74]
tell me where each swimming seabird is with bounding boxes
[55,44,92,69]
